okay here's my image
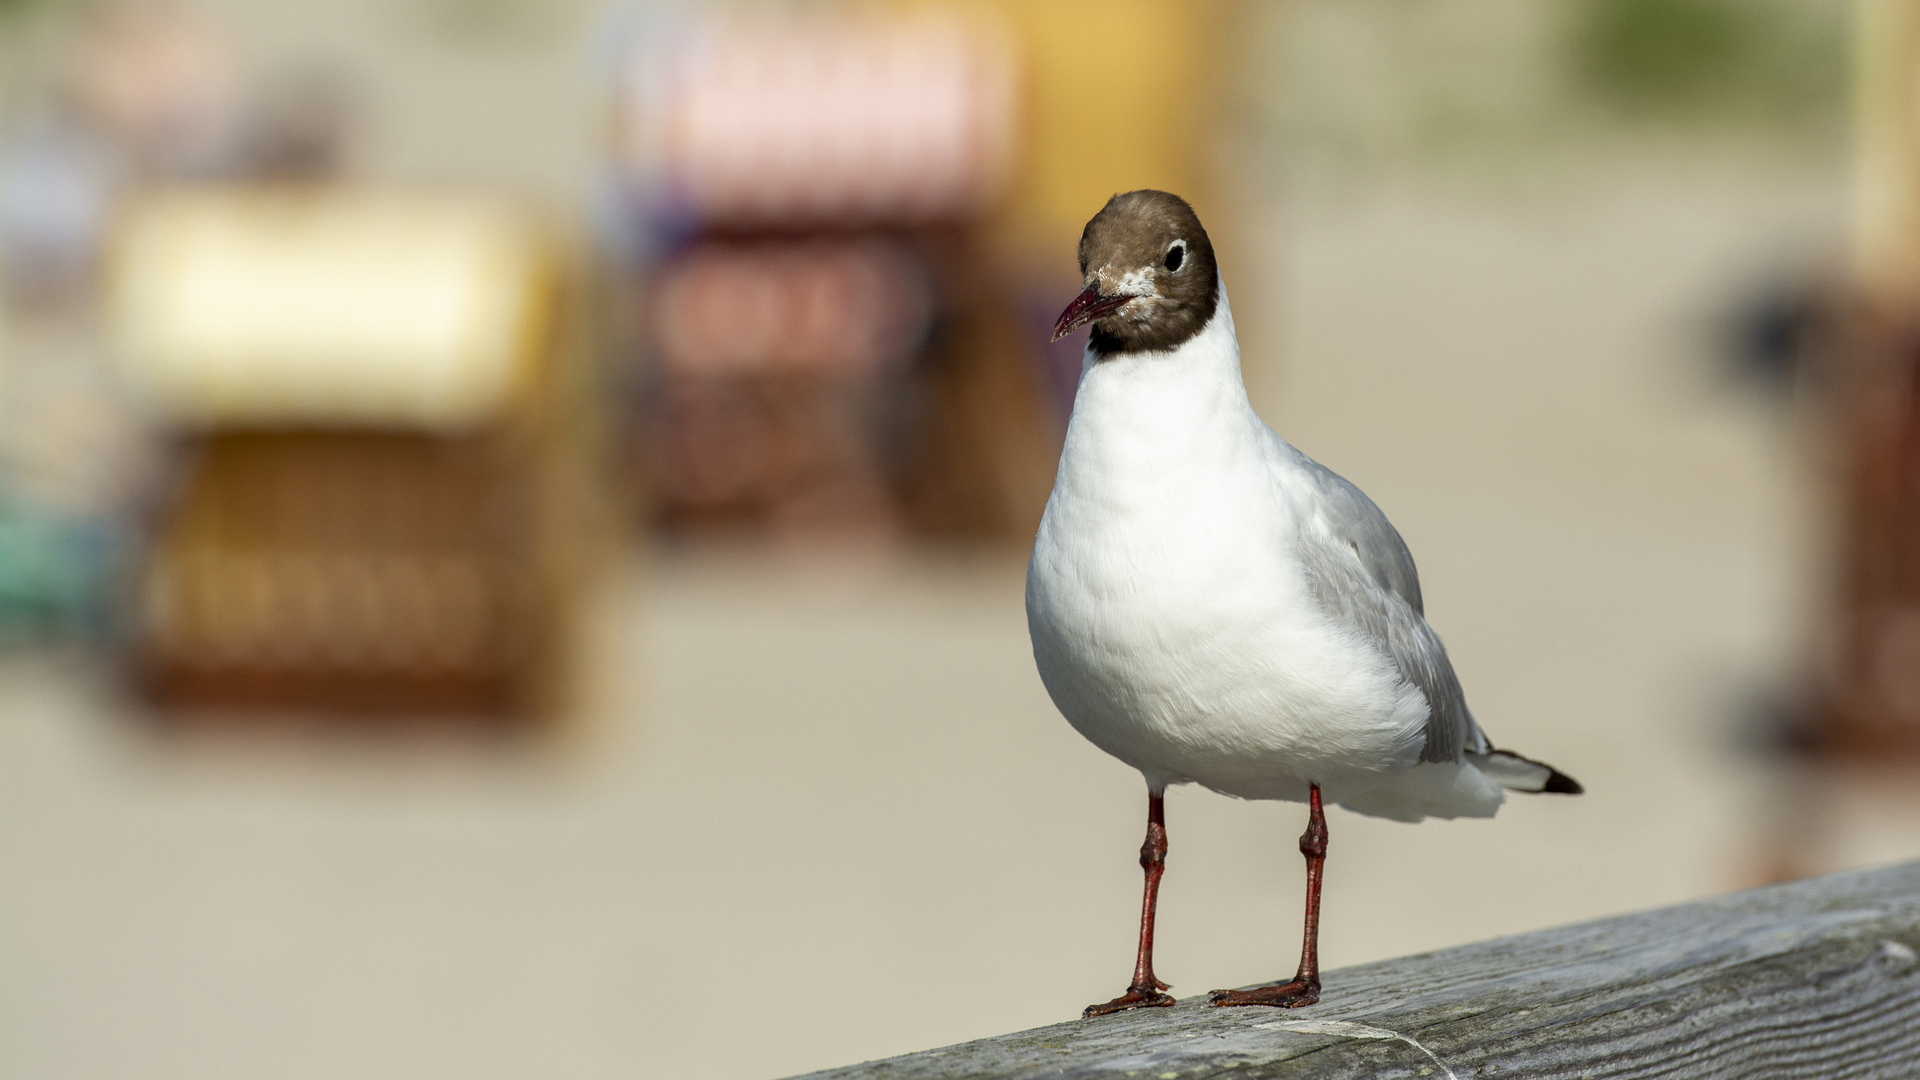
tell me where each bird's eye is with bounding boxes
[1164,241,1186,272]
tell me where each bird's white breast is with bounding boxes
[1026,300,1428,799]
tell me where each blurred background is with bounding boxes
[1,0,1917,1076]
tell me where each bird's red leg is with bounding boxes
[1084,789,1177,1017]
[1211,783,1326,1008]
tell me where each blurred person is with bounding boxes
[0,104,120,317]
[1,1,242,313]
[68,0,241,177]
[0,0,244,644]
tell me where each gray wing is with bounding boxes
[1293,458,1488,764]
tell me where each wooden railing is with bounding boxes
[797,862,1920,1079]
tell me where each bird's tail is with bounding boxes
[1467,748,1583,794]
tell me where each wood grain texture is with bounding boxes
[796,862,1920,1079]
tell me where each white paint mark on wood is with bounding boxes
[1253,1017,1459,1080]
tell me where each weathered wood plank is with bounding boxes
[797,862,1920,1079]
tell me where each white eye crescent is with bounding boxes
[1164,240,1187,273]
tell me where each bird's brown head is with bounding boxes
[1051,190,1219,357]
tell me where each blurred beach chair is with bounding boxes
[110,188,587,725]
[1812,318,1920,763]
[607,8,1057,542]
[1809,2,1920,766]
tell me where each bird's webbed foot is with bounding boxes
[1208,978,1319,1009]
[1083,981,1176,1017]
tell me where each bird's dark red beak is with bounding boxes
[1051,286,1131,342]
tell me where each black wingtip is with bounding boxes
[1485,747,1585,795]
[1543,770,1584,795]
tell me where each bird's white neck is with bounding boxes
[1061,284,1262,475]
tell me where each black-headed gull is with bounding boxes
[1026,190,1581,1018]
